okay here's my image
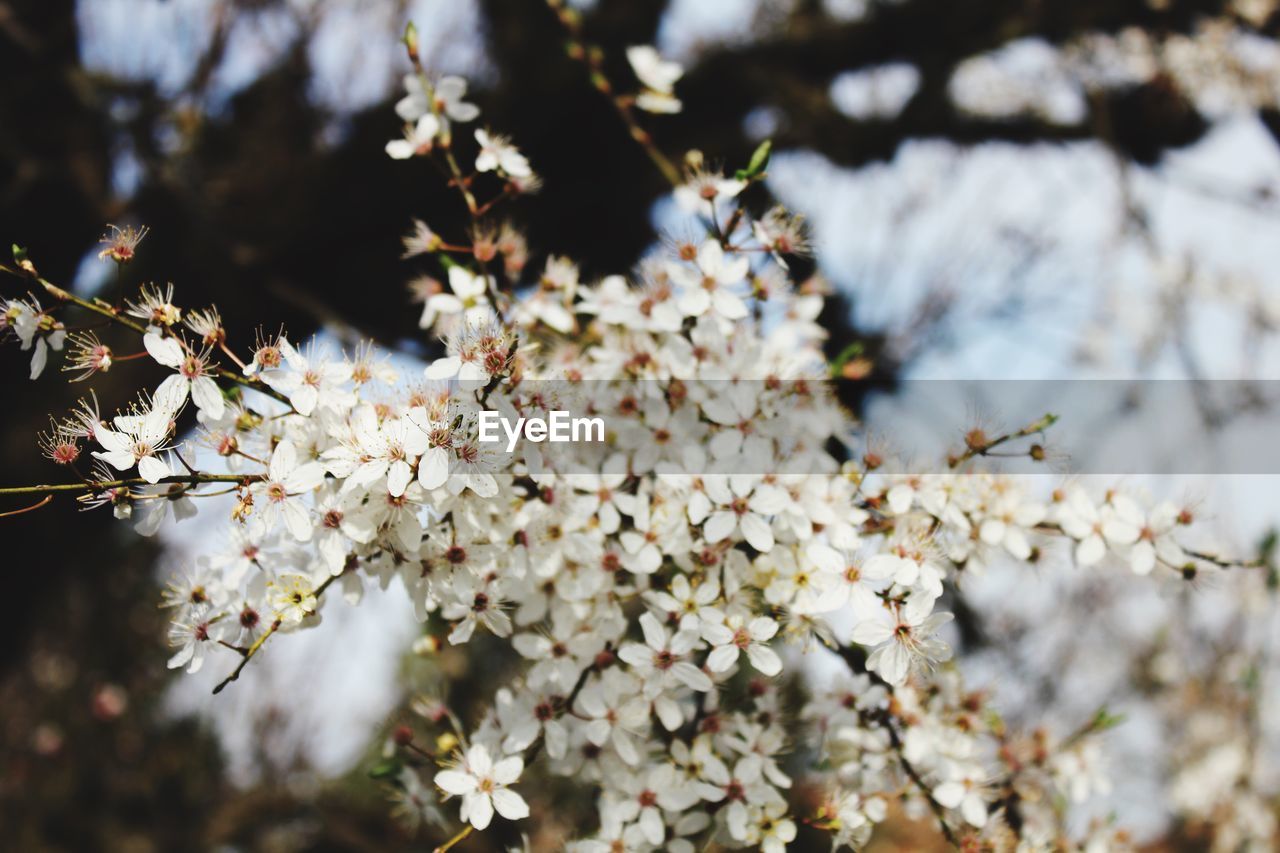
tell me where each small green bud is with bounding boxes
[828,340,865,377]
[402,22,419,62]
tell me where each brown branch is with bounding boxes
[211,572,341,694]
[826,642,960,847]
[0,472,259,498]
[0,494,53,517]
[433,824,473,853]
[543,0,682,188]
[0,262,295,407]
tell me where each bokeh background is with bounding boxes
[4,0,1280,849]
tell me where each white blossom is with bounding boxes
[434,743,530,831]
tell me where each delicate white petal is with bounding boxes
[270,440,297,481]
[144,332,183,367]
[464,791,494,830]
[933,781,965,809]
[491,788,529,821]
[492,756,524,785]
[851,615,894,647]
[285,461,325,493]
[189,376,224,418]
[137,455,170,484]
[639,612,666,650]
[281,500,313,541]
[703,511,736,543]
[435,770,477,795]
[707,644,739,672]
[387,460,412,497]
[672,661,712,691]
[740,513,775,552]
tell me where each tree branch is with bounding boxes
[212,571,342,694]
[0,261,295,407]
[827,641,960,848]
[0,472,259,498]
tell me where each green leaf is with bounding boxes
[737,140,773,181]
[746,139,772,177]
[828,341,865,377]
[1090,706,1126,732]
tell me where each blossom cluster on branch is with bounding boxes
[0,20,1272,853]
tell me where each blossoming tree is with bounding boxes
[1,11,1275,852]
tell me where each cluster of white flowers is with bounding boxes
[1,293,65,379]
[627,45,684,114]
[3,37,1267,852]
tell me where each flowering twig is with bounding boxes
[400,27,504,305]
[0,472,258,498]
[0,261,294,408]
[829,641,961,848]
[1184,547,1269,570]
[402,28,480,218]
[433,824,473,853]
[543,0,682,187]
[524,656,599,764]
[4,38,1269,853]
[948,412,1058,468]
[1029,520,1269,573]
[212,617,282,694]
[212,571,341,694]
[880,709,961,848]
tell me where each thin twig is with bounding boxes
[0,472,258,498]
[0,495,53,517]
[949,412,1058,469]
[827,642,960,848]
[543,0,682,188]
[524,657,598,763]
[212,618,282,694]
[0,262,294,407]
[879,710,960,848]
[211,572,341,694]
[433,824,473,853]
[1184,547,1268,570]
[400,46,500,302]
